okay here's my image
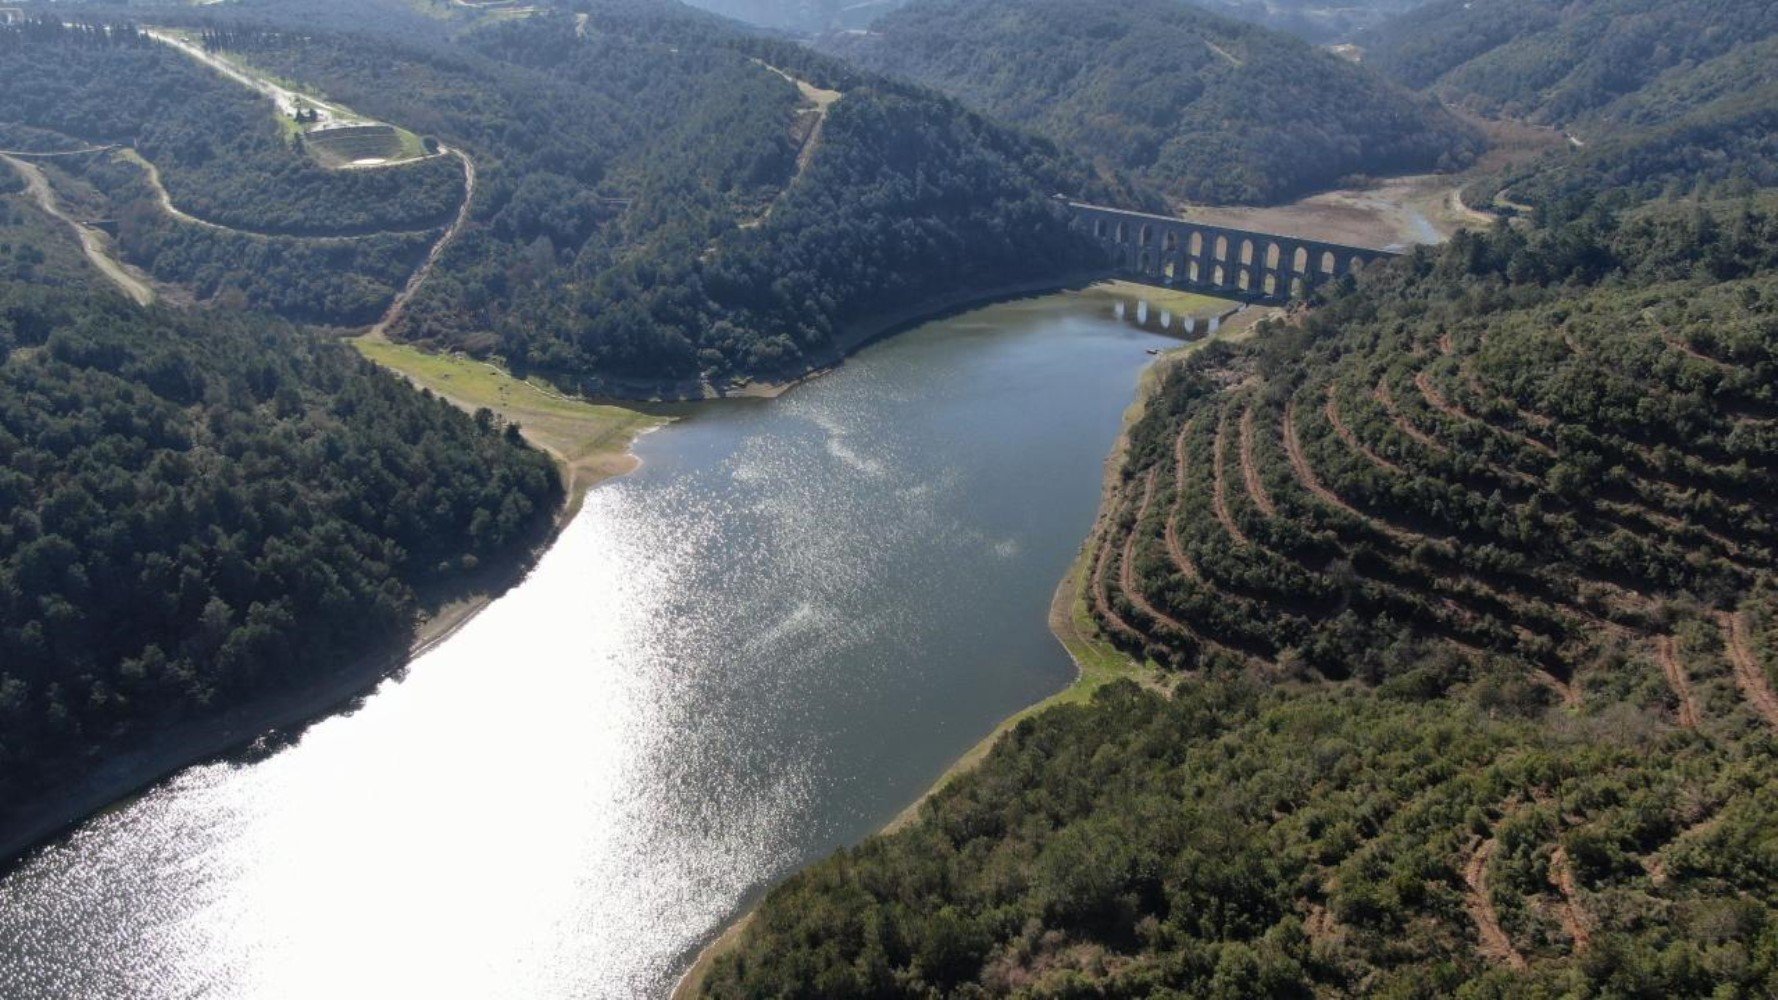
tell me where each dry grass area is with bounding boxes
[1176,171,1502,248]
[353,335,666,507]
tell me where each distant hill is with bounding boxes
[1,3,1124,391]
[1361,0,1778,123]
[1191,0,1432,43]
[682,0,1434,41]
[1447,27,1778,224]
[675,0,894,33]
[242,2,1121,390]
[822,0,1481,205]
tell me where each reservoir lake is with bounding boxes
[0,290,1204,998]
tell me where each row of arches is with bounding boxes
[1087,213,1379,296]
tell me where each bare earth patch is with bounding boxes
[1465,836,1529,970]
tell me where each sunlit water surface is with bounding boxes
[0,293,1187,998]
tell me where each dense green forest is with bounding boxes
[1488,84,1778,227]
[0,19,461,325]
[0,20,464,236]
[1361,0,1778,124]
[821,0,1479,205]
[1451,28,1778,226]
[701,191,1778,997]
[197,1,1116,390]
[0,281,560,826]
[673,0,1431,40]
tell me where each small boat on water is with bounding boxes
[1145,348,1161,355]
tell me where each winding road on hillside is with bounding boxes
[138,29,480,336]
[371,148,476,339]
[0,151,155,305]
[116,147,447,240]
[739,61,842,230]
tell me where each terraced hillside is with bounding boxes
[1069,205,1778,980]
[1093,209,1778,696]
[698,203,1778,995]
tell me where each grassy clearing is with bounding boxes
[353,335,666,507]
[393,127,430,161]
[304,125,433,168]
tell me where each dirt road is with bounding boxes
[370,148,476,339]
[2,153,154,305]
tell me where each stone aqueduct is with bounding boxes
[1066,201,1403,301]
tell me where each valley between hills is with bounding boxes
[1,0,1775,996]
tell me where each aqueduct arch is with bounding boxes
[1065,200,1403,301]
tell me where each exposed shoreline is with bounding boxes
[669,297,1276,999]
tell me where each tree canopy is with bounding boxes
[822,0,1481,205]
[0,282,559,827]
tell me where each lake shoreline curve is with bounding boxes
[668,298,1273,999]
[0,272,1126,874]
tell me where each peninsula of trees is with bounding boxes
[0,282,560,830]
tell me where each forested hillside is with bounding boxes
[822,0,1479,205]
[188,0,1114,392]
[0,168,103,289]
[1447,27,1778,226]
[700,190,1778,998]
[675,0,890,33]
[0,20,461,324]
[1361,0,1778,124]
[683,0,1431,40]
[0,281,560,831]
[1193,0,1431,43]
